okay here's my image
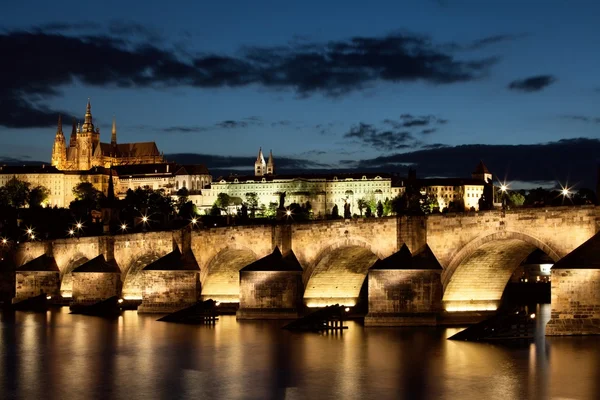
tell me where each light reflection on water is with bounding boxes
[0,304,599,400]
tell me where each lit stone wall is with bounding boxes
[442,239,535,311]
[427,206,599,284]
[114,231,174,300]
[365,270,442,326]
[72,272,121,304]
[139,270,199,313]
[14,271,60,301]
[192,225,272,302]
[237,271,303,319]
[546,269,600,335]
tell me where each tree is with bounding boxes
[245,192,259,218]
[507,191,526,207]
[376,200,384,217]
[343,202,351,219]
[2,177,31,208]
[215,193,231,213]
[365,206,372,218]
[331,204,340,219]
[73,182,101,203]
[421,194,439,214]
[176,187,190,213]
[239,203,249,219]
[382,197,393,216]
[178,201,197,219]
[573,188,597,205]
[28,185,50,208]
[357,198,368,217]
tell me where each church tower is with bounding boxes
[111,116,117,146]
[266,150,275,175]
[51,115,67,169]
[255,147,267,176]
[472,160,492,183]
[76,99,96,170]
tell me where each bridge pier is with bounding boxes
[138,247,200,313]
[71,255,121,306]
[365,244,442,326]
[13,254,60,303]
[546,232,600,335]
[237,247,303,319]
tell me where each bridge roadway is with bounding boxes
[10,206,600,311]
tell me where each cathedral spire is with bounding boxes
[266,149,274,175]
[56,114,63,135]
[111,116,117,145]
[82,98,94,132]
[69,117,77,147]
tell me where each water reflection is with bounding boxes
[0,305,598,399]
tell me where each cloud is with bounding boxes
[167,153,331,171]
[508,75,557,92]
[0,25,499,128]
[354,137,600,188]
[466,34,529,50]
[162,126,209,133]
[344,123,416,151]
[162,116,264,133]
[344,114,447,150]
[561,115,600,124]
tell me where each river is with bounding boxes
[0,304,598,400]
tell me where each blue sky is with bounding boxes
[0,0,599,186]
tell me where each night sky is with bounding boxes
[1,1,599,188]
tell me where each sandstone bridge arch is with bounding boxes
[303,237,383,307]
[121,252,165,300]
[59,254,90,297]
[441,231,562,312]
[200,245,258,303]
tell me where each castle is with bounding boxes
[51,100,164,171]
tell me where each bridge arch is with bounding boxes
[303,237,381,307]
[200,245,258,303]
[442,230,561,312]
[121,252,164,300]
[59,255,90,297]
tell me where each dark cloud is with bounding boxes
[466,34,529,50]
[0,26,499,128]
[162,116,264,133]
[344,123,416,151]
[167,153,331,171]
[508,75,557,92]
[345,114,447,150]
[355,137,600,188]
[34,22,102,32]
[162,126,209,133]
[561,115,600,124]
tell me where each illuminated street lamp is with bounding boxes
[76,222,83,230]
[26,228,33,235]
[191,217,198,225]
[141,216,148,223]
[286,210,292,216]
[68,229,75,236]
[1,238,8,245]
[120,223,128,232]
[561,188,570,197]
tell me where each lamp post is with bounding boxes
[500,184,508,210]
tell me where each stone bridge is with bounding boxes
[9,206,600,313]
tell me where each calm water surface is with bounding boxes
[1,304,599,400]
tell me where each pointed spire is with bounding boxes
[107,165,115,202]
[111,116,117,145]
[82,98,94,132]
[267,149,273,164]
[256,147,265,163]
[69,117,77,147]
[56,114,63,135]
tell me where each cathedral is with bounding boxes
[51,100,164,171]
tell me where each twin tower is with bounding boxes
[255,148,275,176]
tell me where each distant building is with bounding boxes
[51,100,164,171]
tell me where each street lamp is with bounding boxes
[68,229,75,236]
[120,223,128,232]
[561,188,570,197]
[1,238,8,245]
